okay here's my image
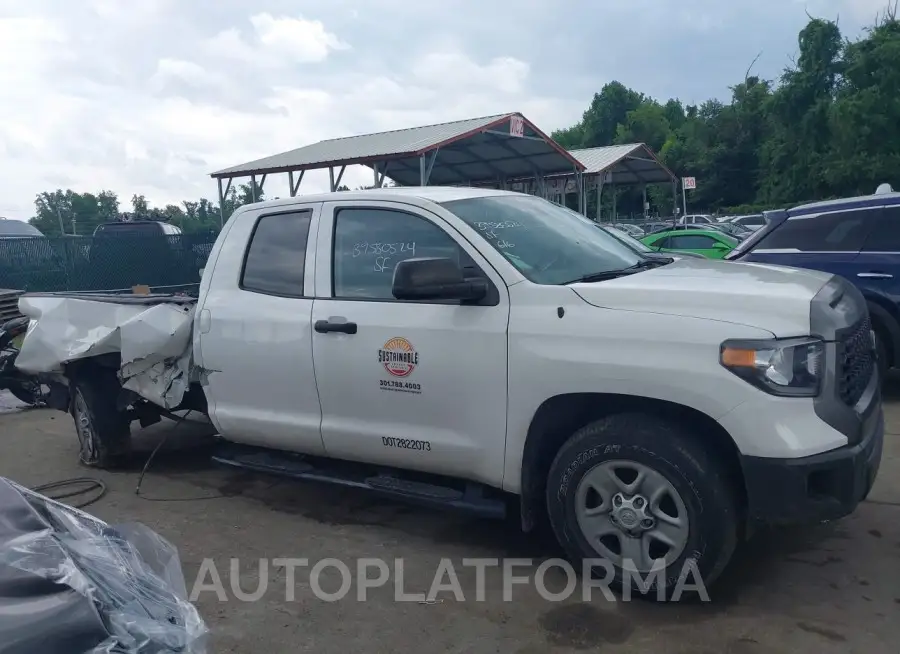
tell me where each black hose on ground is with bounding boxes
[30,477,107,509]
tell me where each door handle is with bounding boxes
[314,320,358,334]
[857,272,893,279]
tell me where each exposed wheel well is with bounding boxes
[867,301,896,369]
[519,393,747,533]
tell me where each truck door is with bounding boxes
[196,204,326,455]
[310,200,510,486]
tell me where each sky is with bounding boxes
[0,0,887,222]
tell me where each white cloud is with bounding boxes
[204,13,349,68]
[3,0,874,222]
[412,52,530,94]
[0,4,586,220]
[149,58,227,92]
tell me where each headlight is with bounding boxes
[720,337,824,397]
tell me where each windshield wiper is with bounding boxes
[562,258,672,285]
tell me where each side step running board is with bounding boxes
[211,445,507,519]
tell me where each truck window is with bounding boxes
[755,209,873,252]
[862,206,900,252]
[240,210,312,296]
[332,207,465,299]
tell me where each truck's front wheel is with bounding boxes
[546,413,739,600]
[71,372,131,469]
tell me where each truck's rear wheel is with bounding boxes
[71,372,131,469]
[546,413,739,601]
[874,327,889,381]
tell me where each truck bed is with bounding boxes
[14,292,197,409]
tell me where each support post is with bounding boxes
[329,167,335,192]
[289,171,304,196]
[217,178,225,227]
[596,175,604,221]
[419,149,439,186]
[373,163,380,188]
[251,175,258,202]
[642,184,648,218]
[681,180,688,217]
[334,166,346,190]
[288,171,295,197]
[672,179,678,217]
[612,184,617,222]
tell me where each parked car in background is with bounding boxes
[611,223,645,237]
[92,220,182,237]
[596,223,706,259]
[725,214,767,231]
[0,219,67,291]
[640,221,674,233]
[728,185,900,378]
[641,228,739,259]
[87,220,192,290]
[678,214,716,225]
[711,221,754,240]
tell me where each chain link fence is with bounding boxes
[0,231,220,294]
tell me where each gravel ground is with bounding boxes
[0,386,898,654]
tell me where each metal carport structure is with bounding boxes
[564,144,678,221]
[474,143,677,220]
[209,112,586,225]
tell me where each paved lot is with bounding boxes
[0,387,898,654]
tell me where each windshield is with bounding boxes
[440,195,644,284]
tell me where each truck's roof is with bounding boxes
[241,186,519,212]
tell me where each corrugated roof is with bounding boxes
[567,143,675,184]
[213,113,512,177]
[210,113,585,185]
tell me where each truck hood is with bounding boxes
[570,258,833,336]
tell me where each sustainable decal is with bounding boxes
[379,337,418,377]
[378,337,422,394]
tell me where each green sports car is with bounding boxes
[640,228,739,259]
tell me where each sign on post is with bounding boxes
[681,177,695,216]
[510,115,525,138]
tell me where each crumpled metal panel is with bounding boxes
[14,295,195,409]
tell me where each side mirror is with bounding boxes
[713,242,730,251]
[392,257,487,302]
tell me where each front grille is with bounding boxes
[837,316,875,406]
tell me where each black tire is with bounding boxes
[70,371,131,468]
[874,328,889,381]
[546,413,739,601]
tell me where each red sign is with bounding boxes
[510,115,524,138]
[682,177,696,190]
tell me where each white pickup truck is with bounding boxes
[14,187,884,597]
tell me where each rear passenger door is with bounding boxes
[198,205,326,455]
[745,207,876,277]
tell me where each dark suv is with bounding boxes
[728,186,900,377]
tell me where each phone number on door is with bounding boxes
[380,380,421,391]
